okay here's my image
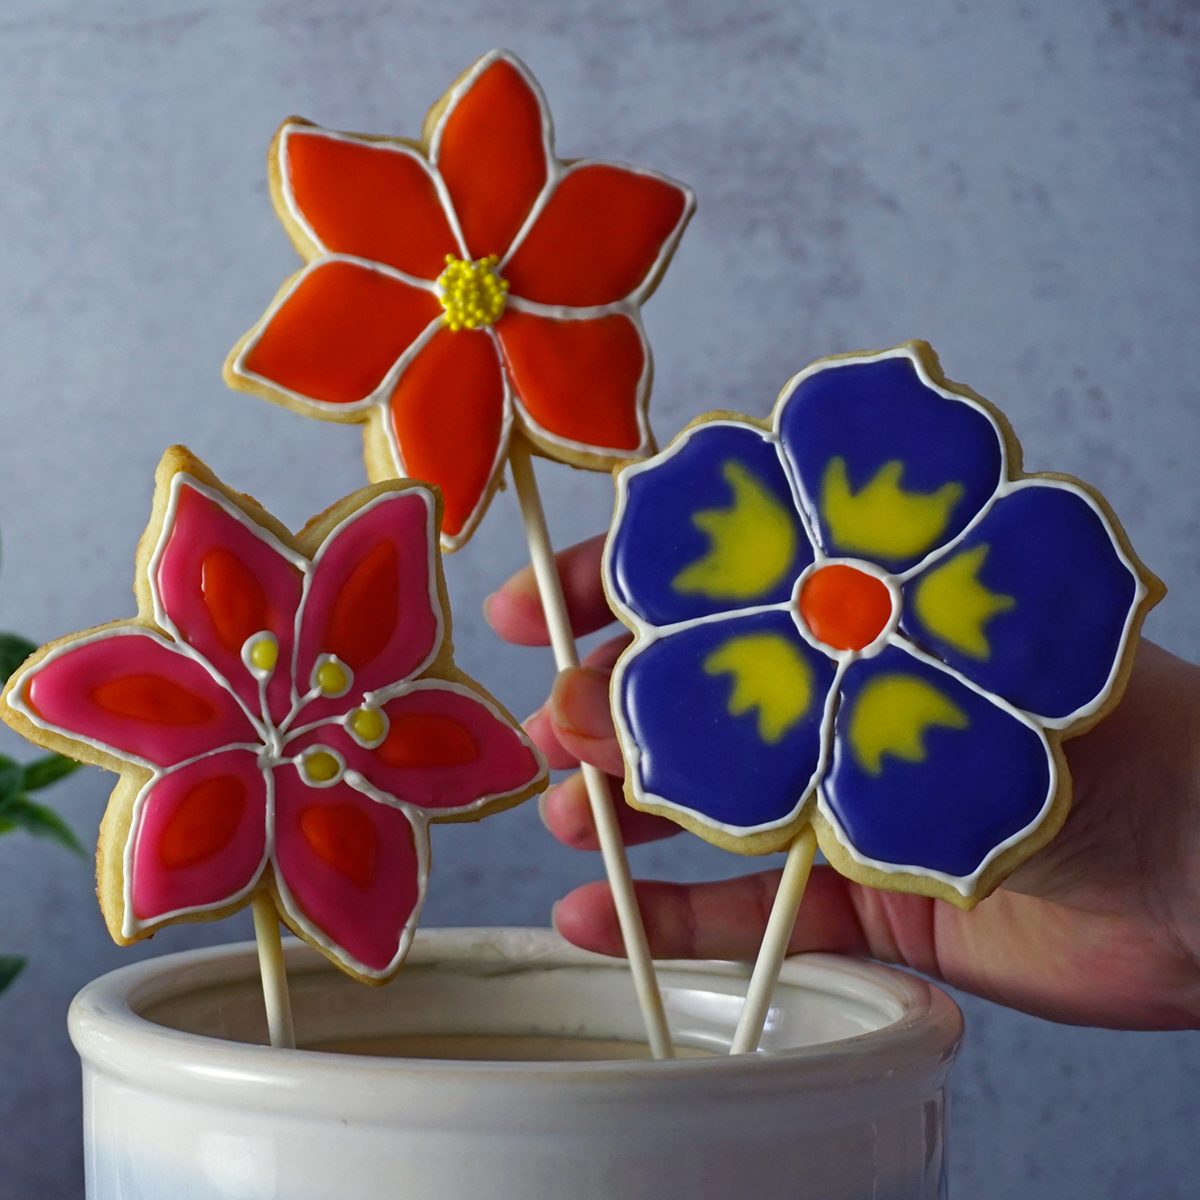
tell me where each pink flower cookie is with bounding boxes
[1,447,546,982]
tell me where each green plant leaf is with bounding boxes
[0,755,20,801]
[21,754,80,792]
[1,796,86,857]
[0,955,25,994]
[0,632,36,685]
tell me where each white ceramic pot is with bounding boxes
[70,928,962,1199]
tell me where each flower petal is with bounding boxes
[903,480,1147,724]
[821,643,1054,897]
[615,611,837,851]
[293,489,442,725]
[278,123,458,278]
[430,52,551,259]
[10,629,256,769]
[504,161,692,307]
[776,346,1005,573]
[232,257,441,408]
[384,326,508,548]
[126,749,268,931]
[496,307,648,461]
[310,681,545,816]
[606,421,815,627]
[152,477,304,724]
[273,766,425,978]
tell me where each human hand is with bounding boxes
[486,534,1200,1030]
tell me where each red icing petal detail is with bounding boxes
[376,711,478,769]
[283,126,457,278]
[434,56,550,259]
[155,482,303,723]
[497,309,645,453]
[503,163,690,306]
[21,632,255,767]
[274,771,422,975]
[294,491,440,723]
[240,259,441,405]
[129,750,268,924]
[320,684,543,813]
[386,326,507,543]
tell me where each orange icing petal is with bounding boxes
[433,55,549,260]
[282,126,457,279]
[240,259,441,405]
[503,163,690,307]
[496,308,645,453]
[386,326,507,542]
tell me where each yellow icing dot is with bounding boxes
[349,706,387,745]
[315,659,350,696]
[248,636,278,673]
[437,254,509,331]
[303,749,342,784]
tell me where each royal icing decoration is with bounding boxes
[1,449,546,980]
[225,49,695,550]
[604,343,1163,906]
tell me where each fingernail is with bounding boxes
[549,667,611,739]
[537,787,552,828]
[550,900,562,930]
[481,592,498,625]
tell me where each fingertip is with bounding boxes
[482,578,549,646]
[540,780,595,848]
[552,882,625,956]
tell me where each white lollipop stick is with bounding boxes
[729,826,818,1055]
[252,892,296,1049]
[509,437,674,1060]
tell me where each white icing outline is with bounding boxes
[816,637,1058,897]
[376,325,514,554]
[604,346,1145,896]
[269,779,432,983]
[232,48,694,551]
[499,299,655,463]
[277,122,470,263]
[120,754,274,939]
[10,470,543,970]
[610,626,844,841]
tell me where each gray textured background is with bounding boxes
[0,1,1197,1196]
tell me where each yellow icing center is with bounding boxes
[673,462,798,602]
[247,635,278,674]
[437,254,509,331]
[911,544,1015,660]
[704,632,813,744]
[315,658,350,697]
[821,458,963,562]
[302,749,342,784]
[349,706,387,746]
[848,674,968,776]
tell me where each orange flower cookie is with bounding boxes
[225,50,695,550]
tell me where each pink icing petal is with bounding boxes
[272,766,424,977]
[153,479,305,724]
[306,682,545,815]
[128,749,269,927]
[17,629,257,768]
[292,490,441,726]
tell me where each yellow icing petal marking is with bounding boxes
[672,462,797,602]
[911,544,1015,660]
[821,458,964,561]
[436,253,509,331]
[704,633,813,744]
[848,674,969,776]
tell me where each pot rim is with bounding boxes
[69,927,962,1097]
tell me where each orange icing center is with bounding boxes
[798,565,893,652]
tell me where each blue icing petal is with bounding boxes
[777,350,1005,572]
[607,422,814,627]
[618,610,836,835]
[902,481,1139,721]
[824,644,1053,881]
